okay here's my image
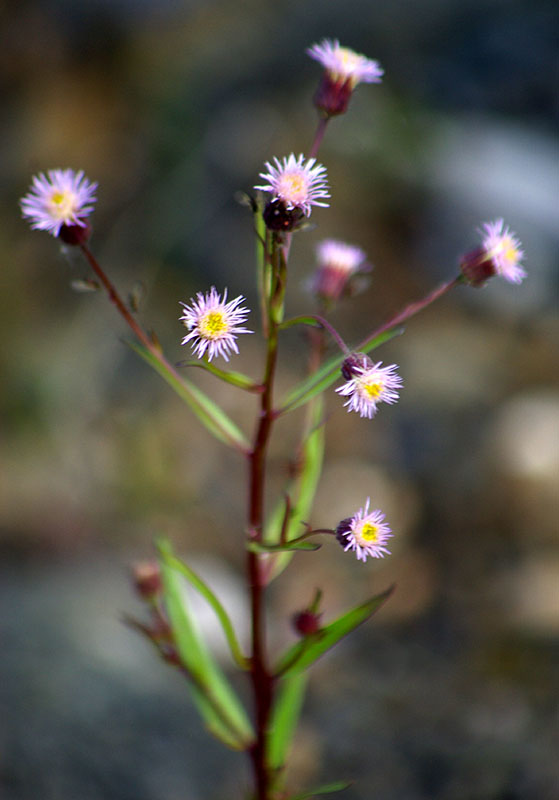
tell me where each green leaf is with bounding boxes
[157,540,254,749]
[265,397,325,581]
[161,550,249,671]
[126,341,249,452]
[247,540,321,553]
[279,315,322,332]
[290,781,352,799]
[275,586,394,677]
[280,328,403,414]
[178,359,260,392]
[268,672,308,770]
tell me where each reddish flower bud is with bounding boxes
[132,560,162,600]
[293,610,322,637]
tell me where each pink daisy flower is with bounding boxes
[255,154,330,216]
[480,219,526,284]
[179,287,252,362]
[307,39,384,89]
[336,499,393,562]
[336,360,402,419]
[311,239,370,303]
[20,169,97,237]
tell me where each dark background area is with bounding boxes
[1,1,558,798]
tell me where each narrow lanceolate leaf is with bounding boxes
[126,341,249,452]
[265,397,325,581]
[290,782,352,799]
[157,540,254,750]
[247,540,321,553]
[274,586,395,678]
[161,550,249,670]
[178,359,261,392]
[280,328,403,414]
[279,315,322,332]
[268,672,308,770]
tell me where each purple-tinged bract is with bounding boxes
[480,219,526,284]
[336,499,393,562]
[255,154,330,217]
[20,169,97,237]
[336,361,402,419]
[179,286,252,362]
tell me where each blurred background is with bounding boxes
[1,0,558,798]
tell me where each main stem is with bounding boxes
[247,233,287,799]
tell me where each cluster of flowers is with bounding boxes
[19,40,526,562]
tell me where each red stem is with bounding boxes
[246,235,286,799]
[358,275,463,351]
[308,116,329,160]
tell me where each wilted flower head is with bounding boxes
[460,219,526,287]
[307,39,383,116]
[179,286,252,362]
[20,169,97,240]
[336,357,402,419]
[336,499,393,562]
[311,239,370,304]
[255,154,330,231]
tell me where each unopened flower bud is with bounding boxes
[132,560,162,599]
[292,609,322,637]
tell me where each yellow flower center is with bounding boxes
[338,47,360,72]
[199,310,228,339]
[501,236,520,264]
[362,380,383,399]
[359,522,379,543]
[48,190,76,220]
[278,172,307,205]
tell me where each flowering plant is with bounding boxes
[21,39,525,800]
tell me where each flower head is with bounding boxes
[307,39,384,88]
[480,219,526,284]
[179,286,252,362]
[460,219,526,287]
[311,239,370,304]
[255,154,330,230]
[20,169,97,238]
[307,39,383,117]
[336,358,402,419]
[336,499,393,562]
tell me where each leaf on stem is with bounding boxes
[279,315,322,331]
[274,586,394,678]
[268,672,308,770]
[160,546,249,670]
[290,782,352,799]
[126,340,250,452]
[265,397,325,580]
[247,540,321,553]
[177,359,261,392]
[280,328,403,414]
[157,540,254,750]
